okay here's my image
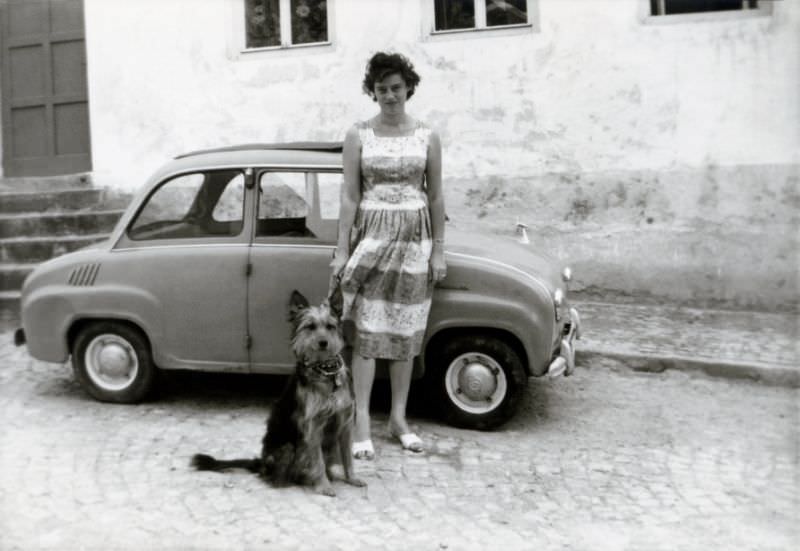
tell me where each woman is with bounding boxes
[330,52,446,459]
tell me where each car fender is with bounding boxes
[22,284,162,363]
[423,288,554,377]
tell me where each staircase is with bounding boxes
[0,174,131,330]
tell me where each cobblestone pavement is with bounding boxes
[0,332,797,551]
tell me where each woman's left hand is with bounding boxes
[430,252,447,283]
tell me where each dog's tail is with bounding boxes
[191,453,261,473]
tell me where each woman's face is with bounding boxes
[373,73,409,116]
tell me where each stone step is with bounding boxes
[0,263,37,292]
[0,188,131,215]
[0,290,20,327]
[0,173,92,192]
[0,209,124,238]
[0,233,110,263]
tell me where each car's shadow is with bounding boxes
[156,370,441,421]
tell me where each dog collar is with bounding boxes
[305,356,345,387]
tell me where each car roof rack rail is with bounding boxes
[174,142,344,159]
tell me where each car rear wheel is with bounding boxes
[427,334,527,430]
[72,321,156,403]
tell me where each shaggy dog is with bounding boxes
[192,290,365,496]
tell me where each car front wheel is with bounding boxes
[72,321,156,403]
[428,334,527,430]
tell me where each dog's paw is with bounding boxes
[345,476,367,488]
[316,484,337,497]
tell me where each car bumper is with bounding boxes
[546,307,581,378]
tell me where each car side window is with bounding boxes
[212,175,246,222]
[316,172,342,220]
[257,172,311,238]
[257,171,341,241]
[128,170,245,240]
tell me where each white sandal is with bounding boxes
[352,439,375,460]
[392,432,424,453]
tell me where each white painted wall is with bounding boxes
[81,0,800,308]
[83,0,799,188]
[0,66,3,179]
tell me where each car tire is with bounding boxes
[427,334,527,430]
[72,321,157,403]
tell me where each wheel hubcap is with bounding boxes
[85,334,139,391]
[445,353,507,414]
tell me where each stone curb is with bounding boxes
[576,349,800,388]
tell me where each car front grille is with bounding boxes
[68,263,101,286]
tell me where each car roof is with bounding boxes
[174,142,343,159]
[150,142,345,182]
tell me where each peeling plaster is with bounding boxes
[75,0,799,308]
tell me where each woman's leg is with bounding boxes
[388,359,414,434]
[388,359,424,451]
[351,354,376,444]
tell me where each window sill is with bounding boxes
[235,41,335,60]
[423,22,537,42]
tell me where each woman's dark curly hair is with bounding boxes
[362,52,421,101]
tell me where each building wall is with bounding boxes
[0,66,4,179]
[82,0,799,309]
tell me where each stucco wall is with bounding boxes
[0,67,3,178]
[83,0,799,309]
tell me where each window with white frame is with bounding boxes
[433,0,529,32]
[650,0,761,16]
[245,0,328,49]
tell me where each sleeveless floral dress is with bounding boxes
[339,120,434,360]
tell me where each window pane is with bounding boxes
[316,173,341,220]
[306,172,341,241]
[663,0,747,15]
[129,170,244,240]
[434,0,475,31]
[246,0,280,48]
[486,0,528,27]
[291,0,328,45]
[258,172,312,237]
[212,174,245,222]
[132,173,203,235]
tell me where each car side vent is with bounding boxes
[68,263,101,286]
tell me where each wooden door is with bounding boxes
[1,0,92,177]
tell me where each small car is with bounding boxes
[15,143,581,430]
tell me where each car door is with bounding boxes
[114,169,251,371]
[248,169,341,373]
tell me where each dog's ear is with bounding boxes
[326,284,344,320]
[288,290,310,322]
